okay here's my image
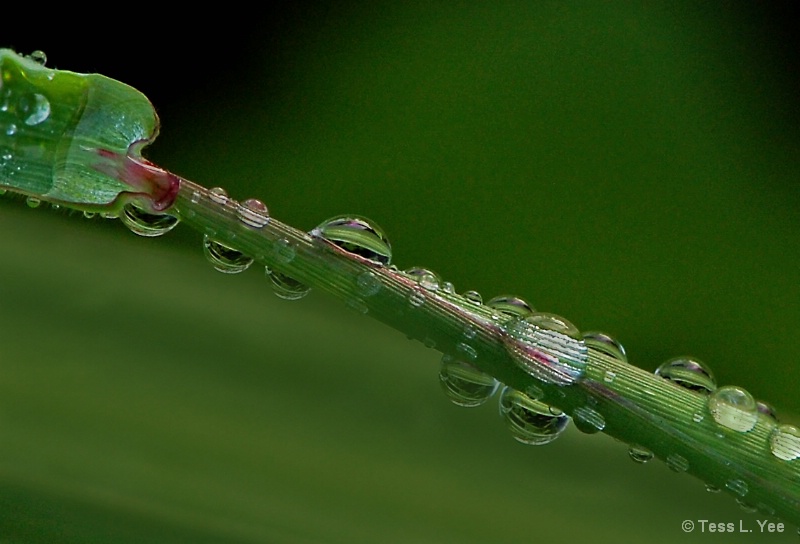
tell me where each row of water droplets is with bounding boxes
[0,51,53,186]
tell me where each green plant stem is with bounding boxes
[173,178,800,525]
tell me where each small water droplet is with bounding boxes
[603,370,616,383]
[25,196,41,208]
[462,290,483,305]
[486,295,534,318]
[273,238,296,264]
[692,411,704,423]
[18,93,50,126]
[0,189,6,196]
[6,123,17,136]
[405,268,440,291]
[83,211,95,219]
[463,324,477,340]
[735,498,758,513]
[356,271,381,297]
[524,383,544,400]
[708,386,758,432]
[442,281,455,294]
[203,235,253,273]
[190,190,201,204]
[756,401,778,421]
[726,478,748,497]
[208,186,230,205]
[313,215,391,265]
[572,405,605,434]
[0,147,12,161]
[439,354,498,407]
[408,288,426,308]
[582,331,628,363]
[266,267,310,300]
[705,484,721,493]
[655,356,716,394]
[236,198,270,228]
[28,50,47,65]
[769,424,800,461]
[666,453,689,472]
[345,298,369,314]
[499,387,569,445]
[120,202,180,237]
[628,444,654,463]
[456,342,478,362]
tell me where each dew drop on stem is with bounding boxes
[498,386,569,445]
[655,356,716,394]
[120,202,180,237]
[313,215,392,266]
[439,354,498,407]
[266,267,310,300]
[203,235,253,274]
[708,386,758,432]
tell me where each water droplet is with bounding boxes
[236,198,270,228]
[0,147,12,161]
[666,453,689,472]
[456,342,478,362]
[408,288,426,308]
[692,411,704,423]
[462,290,483,305]
[582,331,628,363]
[345,298,369,314]
[312,215,391,265]
[708,386,758,432]
[83,211,95,219]
[524,383,544,400]
[203,235,253,273]
[502,312,588,386]
[120,202,180,237]
[405,268,440,291]
[463,324,477,340]
[442,281,456,294]
[273,238,296,264]
[736,498,758,513]
[486,295,534,318]
[0,189,8,196]
[655,357,716,394]
[573,405,606,434]
[756,401,778,421]
[439,354,498,407]
[18,93,50,126]
[603,370,616,383]
[705,484,721,493]
[208,186,230,205]
[25,196,41,208]
[498,387,569,445]
[6,123,17,136]
[628,444,654,463]
[190,190,201,204]
[356,271,381,297]
[726,478,748,497]
[769,424,800,461]
[266,267,310,300]
[28,50,47,65]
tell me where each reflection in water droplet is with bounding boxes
[462,290,483,305]
[120,202,180,237]
[708,386,758,432]
[769,424,800,461]
[356,271,381,297]
[628,444,654,464]
[236,198,270,228]
[313,215,392,265]
[666,453,689,473]
[209,186,230,205]
[726,478,748,497]
[439,354,498,407]
[487,295,533,318]
[499,387,569,445]
[19,93,50,126]
[573,405,606,434]
[266,267,310,300]
[203,235,253,273]
[25,196,40,208]
[405,267,440,291]
[655,357,716,394]
[582,331,628,363]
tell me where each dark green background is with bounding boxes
[2,3,798,542]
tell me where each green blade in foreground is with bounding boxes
[0,49,175,211]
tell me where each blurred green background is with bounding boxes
[2,3,799,542]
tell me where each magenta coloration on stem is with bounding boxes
[92,146,181,212]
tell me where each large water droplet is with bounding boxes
[708,386,758,432]
[405,268,440,291]
[666,453,689,473]
[486,295,533,318]
[655,357,716,394]
[439,354,498,407]
[203,235,253,274]
[266,267,310,300]
[628,444,654,463]
[572,405,606,434]
[236,198,269,228]
[312,215,391,265]
[120,202,180,237]
[582,331,628,363]
[499,387,569,445]
[769,424,800,461]
[18,93,50,126]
